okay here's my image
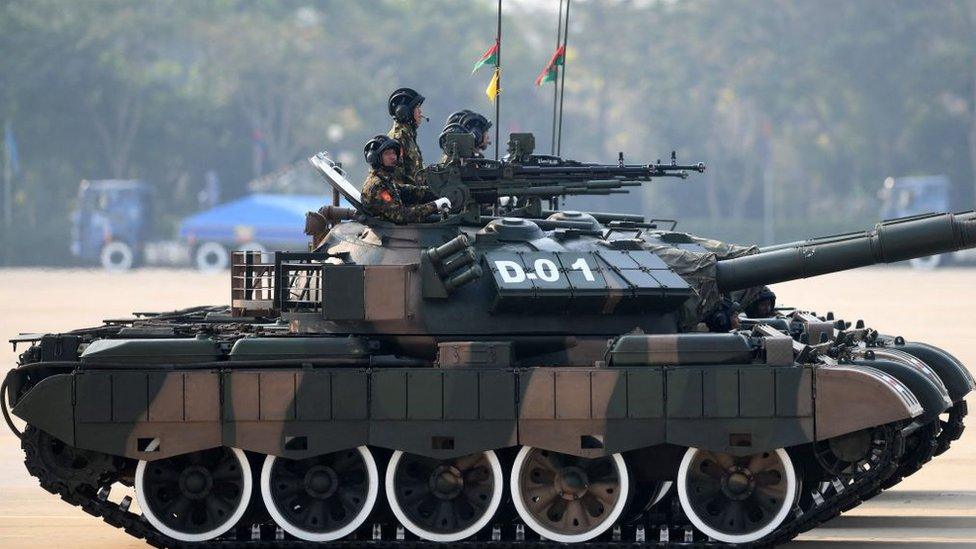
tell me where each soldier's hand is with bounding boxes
[434,197,452,212]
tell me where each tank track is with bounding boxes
[935,400,968,456]
[20,423,906,549]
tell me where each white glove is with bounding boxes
[498,196,513,207]
[434,197,452,211]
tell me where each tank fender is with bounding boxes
[816,365,922,440]
[10,373,75,445]
[888,339,974,402]
[851,359,950,424]
[857,348,950,399]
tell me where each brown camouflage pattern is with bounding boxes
[360,168,438,223]
[10,332,924,462]
[388,121,425,185]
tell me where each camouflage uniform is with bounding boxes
[388,122,425,186]
[361,168,439,224]
[643,233,771,330]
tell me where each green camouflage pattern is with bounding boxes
[360,168,438,223]
[388,121,425,185]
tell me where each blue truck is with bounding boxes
[70,179,334,271]
[178,193,332,271]
[69,179,154,270]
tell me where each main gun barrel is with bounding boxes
[716,211,976,291]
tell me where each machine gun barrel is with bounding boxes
[716,211,976,291]
[512,163,702,180]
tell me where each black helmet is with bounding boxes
[459,112,492,146]
[445,109,474,126]
[388,87,425,124]
[438,123,474,152]
[364,134,401,169]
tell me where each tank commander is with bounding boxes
[387,87,427,185]
[361,135,450,224]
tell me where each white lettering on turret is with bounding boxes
[534,258,560,282]
[495,260,526,283]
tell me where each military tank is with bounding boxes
[4,132,975,547]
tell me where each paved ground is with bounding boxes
[0,267,973,548]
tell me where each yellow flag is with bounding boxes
[485,68,500,102]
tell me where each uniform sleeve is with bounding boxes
[377,197,438,223]
[362,175,437,224]
[397,183,438,204]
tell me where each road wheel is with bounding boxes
[386,450,503,542]
[677,447,797,544]
[261,447,378,541]
[194,241,229,272]
[135,446,252,542]
[99,241,134,271]
[510,446,629,543]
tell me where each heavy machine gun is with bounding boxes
[426,132,705,222]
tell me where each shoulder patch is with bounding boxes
[379,190,393,203]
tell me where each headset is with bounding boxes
[388,88,426,124]
[459,112,492,147]
[364,135,401,168]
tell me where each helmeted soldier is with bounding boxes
[437,123,476,163]
[445,109,474,127]
[459,112,492,157]
[360,135,450,224]
[387,87,427,185]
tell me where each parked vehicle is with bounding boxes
[179,193,333,272]
[69,180,154,271]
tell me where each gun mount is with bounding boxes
[427,132,705,222]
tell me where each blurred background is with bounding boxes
[1,0,975,268]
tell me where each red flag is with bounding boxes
[534,45,565,86]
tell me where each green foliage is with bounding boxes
[0,0,974,263]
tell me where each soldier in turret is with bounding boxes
[360,135,450,224]
[387,88,427,185]
[459,112,492,157]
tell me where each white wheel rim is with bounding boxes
[100,241,134,271]
[261,446,378,542]
[195,241,229,272]
[385,450,503,542]
[677,447,797,544]
[510,446,630,543]
[135,445,252,543]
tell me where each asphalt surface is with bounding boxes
[0,267,973,548]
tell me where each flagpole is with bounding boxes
[494,0,502,161]
[550,0,563,155]
[556,0,570,156]
[3,122,11,231]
